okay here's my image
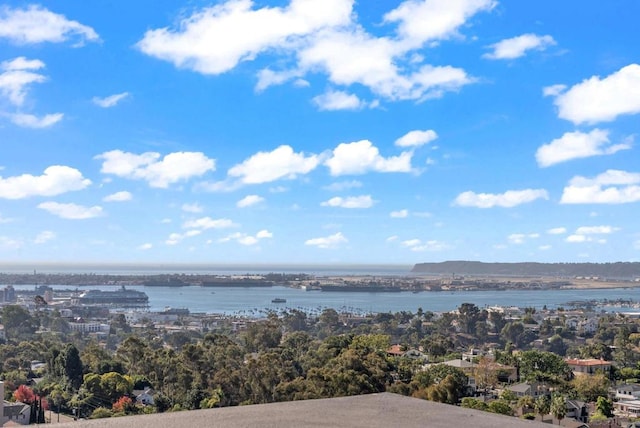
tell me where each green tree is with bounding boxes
[488,399,513,416]
[534,395,550,421]
[1,305,38,340]
[594,396,614,418]
[571,372,609,402]
[550,395,566,425]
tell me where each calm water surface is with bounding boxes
[11,284,640,316]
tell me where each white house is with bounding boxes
[615,384,640,401]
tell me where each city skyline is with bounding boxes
[0,0,639,264]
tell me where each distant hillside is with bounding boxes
[411,261,640,278]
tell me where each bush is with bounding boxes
[90,407,113,419]
[522,413,536,420]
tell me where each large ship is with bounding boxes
[143,277,187,287]
[73,286,149,308]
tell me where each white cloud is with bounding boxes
[304,231,347,249]
[508,233,539,244]
[0,165,91,199]
[137,0,353,75]
[256,229,273,239]
[483,33,555,60]
[182,216,237,230]
[9,113,63,128]
[395,129,438,147]
[92,92,129,108]
[228,145,319,184]
[0,57,47,106]
[386,235,398,242]
[547,227,567,235]
[138,243,153,250]
[103,191,132,202]
[536,129,630,167]
[237,194,265,208]
[551,64,640,124]
[181,203,203,213]
[38,202,103,219]
[0,5,99,45]
[539,245,552,251]
[96,150,215,188]
[542,84,566,97]
[401,238,450,252]
[560,169,640,204]
[1,57,45,71]
[454,188,549,208]
[166,229,202,245]
[323,180,362,191]
[137,0,490,104]
[321,195,374,208]
[0,236,22,250]
[219,230,273,246]
[566,224,619,243]
[0,213,13,224]
[34,230,55,244]
[390,209,409,218]
[383,0,496,47]
[312,89,369,111]
[325,140,412,175]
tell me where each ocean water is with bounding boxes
[10,284,640,316]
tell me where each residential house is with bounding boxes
[506,381,549,398]
[134,388,155,406]
[615,399,640,417]
[565,399,589,423]
[2,401,30,425]
[565,358,613,376]
[615,383,640,401]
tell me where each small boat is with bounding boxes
[271,298,287,303]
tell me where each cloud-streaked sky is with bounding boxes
[0,0,639,264]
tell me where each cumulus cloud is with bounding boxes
[508,233,539,244]
[103,191,132,202]
[166,229,202,245]
[0,236,22,250]
[92,92,130,108]
[96,150,215,188]
[390,209,409,218]
[237,194,265,207]
[0,56,47,106]
[312,89,371,111]
[325,140,412,175]
[304,231,347,249]
[321,195,374,208]
[323,180,362,191]
[219,230,273,246]
[137,0,491,104]
[560,169,640,204]
[228,145,319,184]
[9,113,63,128]
[0,165,91,199]
[34,230,55,244]
[547,227,567,235]
[182,216,237,230]
[395,129,438,147]
[551,64,640,124]
[401,238,450,252]
[536,129,630,167]
[566,225,619,243]
[38,202,103,219]
[454,188,549,208]
[0,5,99,45]
[483,33,555,60]
[181,203,203,213]
[138,243,153,250]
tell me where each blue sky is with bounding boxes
[0,0,639,265]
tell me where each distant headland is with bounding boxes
[411,261,640,278]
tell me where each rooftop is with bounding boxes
[54,393,548,428]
